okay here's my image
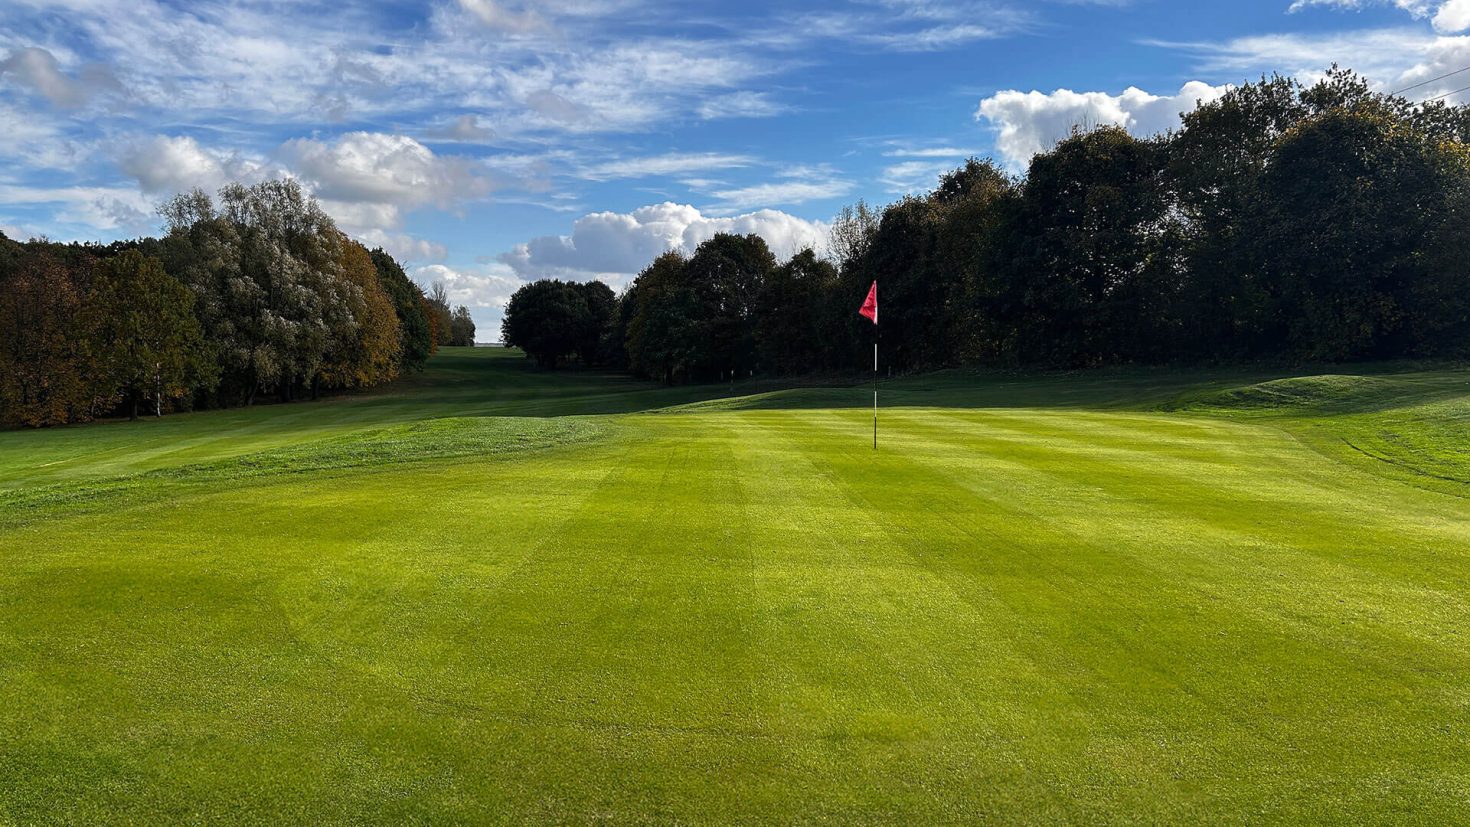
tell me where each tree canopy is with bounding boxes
[0,180,432,427]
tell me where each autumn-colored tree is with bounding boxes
[369,248,433,371]
[0,249,116,426]
[426,282,453,347]
[319,236,402,388]
[87,249,217,419]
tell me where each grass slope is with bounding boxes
[2,349,1469,823]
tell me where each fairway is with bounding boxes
[3,348,1469,822]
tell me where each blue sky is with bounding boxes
[3,0,1470,337]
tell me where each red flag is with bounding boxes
[858,281,877,324]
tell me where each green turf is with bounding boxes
[3,348,1469,823]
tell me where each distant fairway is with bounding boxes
[3,348,1470,823]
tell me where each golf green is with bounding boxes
[2,348,1468,822]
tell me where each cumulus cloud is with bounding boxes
[412,262,524,309]
[498,202,829,282]
[119,135,278,195]
[282,131,493,211]
[354,229,448,264]
[1435,0,1470,31]
[277,133,485,265]
[0,46,119,108]
[975,81,1230,168]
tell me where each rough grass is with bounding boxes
[3,349,1470,823]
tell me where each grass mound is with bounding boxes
[1169,374,1408,415]
[1294,398,1470,490]
[0,415,606,522]
[1161,369,1470,490]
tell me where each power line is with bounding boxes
[1390,65,1470,97]
[1422,82,1470,103]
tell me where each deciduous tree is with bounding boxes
[87,249,216,418]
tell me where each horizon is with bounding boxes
[4,0,1470,336]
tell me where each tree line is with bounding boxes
[0,179,475,427]
[502,68,1470,381]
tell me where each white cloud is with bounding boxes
[282,132,493,212]
[119,135,278,195]
[879,160,955,194]
[582,152,756,181]
[499,202,829,282]
[110,131,458,260]
[698,91,789,119]
[706,179,854,211]
[0,183,154,233]
[883,145,987,158]
[1287,0,1435,14]
[697,165,853,212]
[868,23,1008,51]
[456,0,550,34]
[279,133,478,266]
[975,81,1230,168]
[785,2,1033,52]
[0,101,79,169]
[412,262,524,309]
[354,229,448,264]
[1435,0,1470,31]
[489,43,773,133]
[0,222,36,241]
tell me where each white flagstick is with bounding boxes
[873,340,878,451]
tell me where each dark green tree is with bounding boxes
[624,251,695,383]
[680,233,776,381]
[87,250,216,418]
[756,249,838,374]
[576,280,617,366]
[1256,101,1469,359]
[996,126,1180,365]
[501,279,590,368]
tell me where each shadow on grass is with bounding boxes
[655,363,1470,417]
